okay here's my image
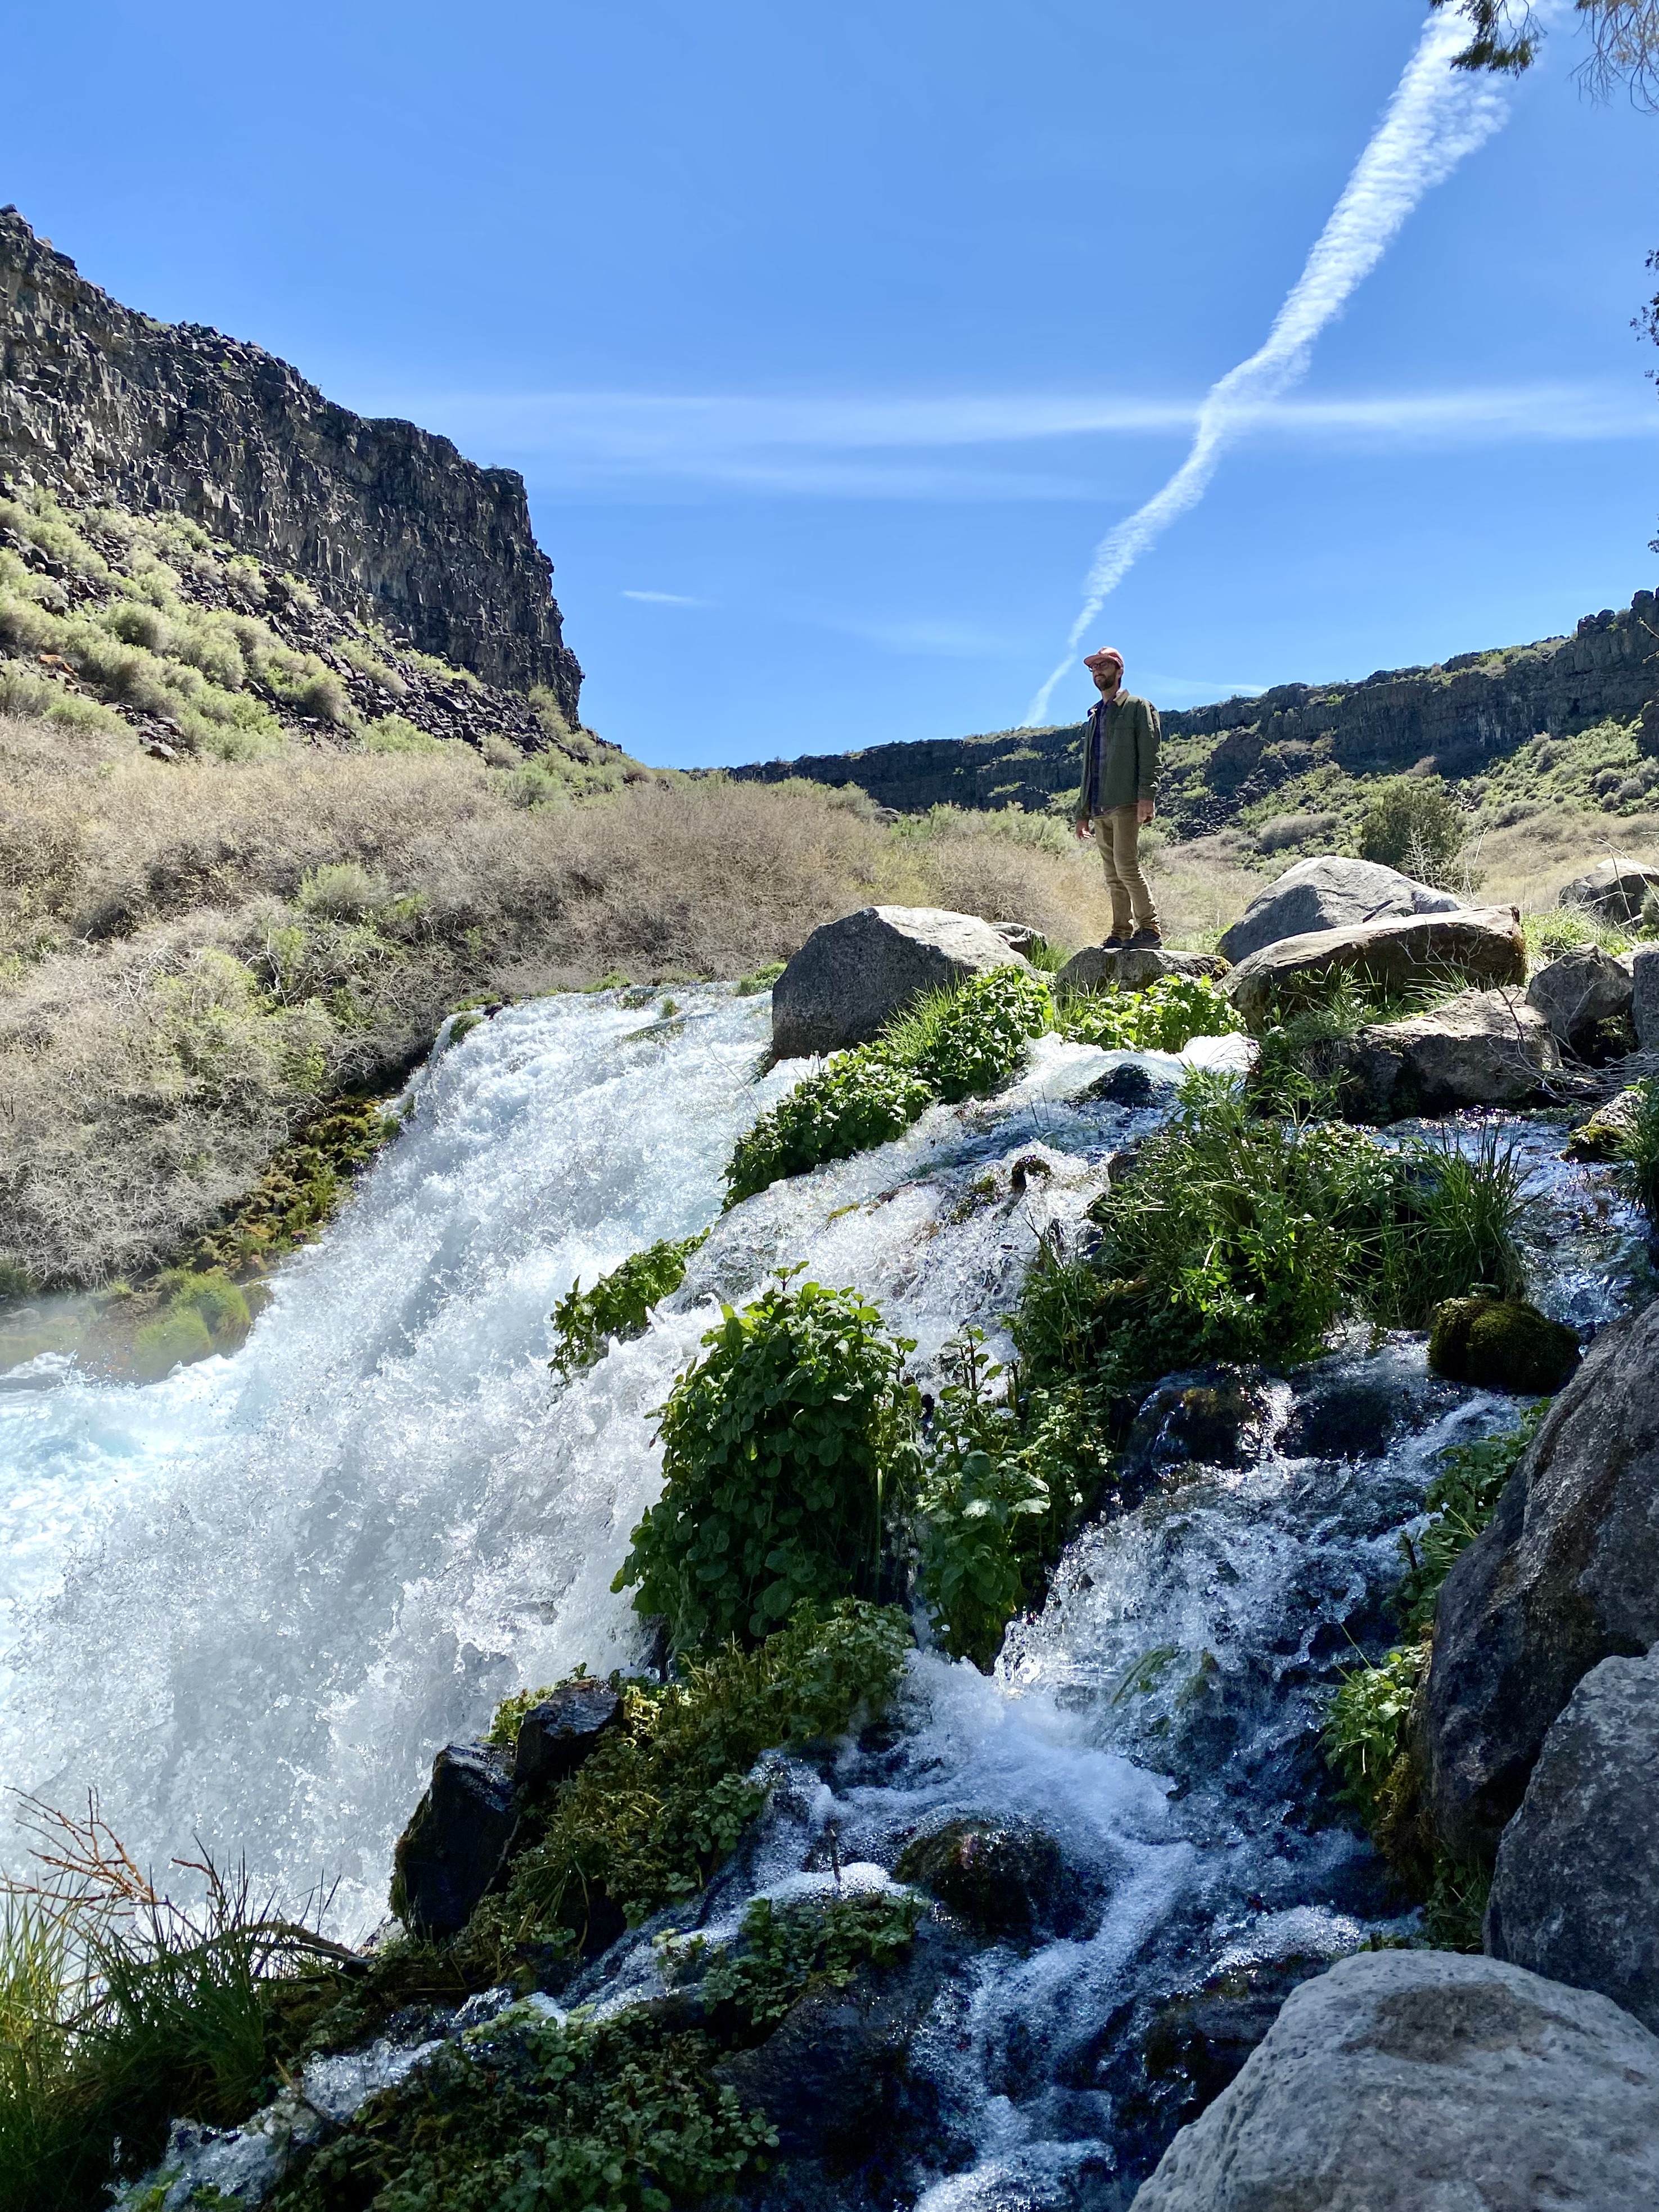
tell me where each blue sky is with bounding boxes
[6,1,1656,766]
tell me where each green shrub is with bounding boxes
[881,967,1053,1103]
[1356,775,1467,880]
[724,1049,935,1206]
[1056,974,1242,1053]
[614,1277,920,1650]
[470,1601,910,1953]
[549,1231,710,1376]
[359,712,441,753]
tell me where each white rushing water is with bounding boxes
[12,983,1649,2206]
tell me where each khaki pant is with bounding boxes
[1093,807,1159,937]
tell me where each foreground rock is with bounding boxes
[1133,1948,1659,2211]
[1058,945,1229,993]
[513,1678,621,1790]
[1216,855,1460,964]
[1428,1296,1580,1394]
[1487,1651,1659,2035]
[1634,944,1659,1049]
[1333,985,1559,1118]
[1221,906,1526,1024]
[1427,1293,1659,1860]
[391,1743,516,1938]
[771,906,1031,1059]
[1558,855,1659,922]
[1526,945,1635,1059]
[1565,1085,1648,1162]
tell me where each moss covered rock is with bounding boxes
[894,1817,1077,1938]
[1427,1298,1579,1395]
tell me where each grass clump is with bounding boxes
[725,967,1052,1206]
[1054,974,1242,1053]
[1619,1078,1659,1224]
[549,1231,711,1378]
[466,1601,910,1961]
[614,1276,920,1651]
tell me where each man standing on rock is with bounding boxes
[1072,647,1161,947]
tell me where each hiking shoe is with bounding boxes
[1128,929,1163,950]
[1102,935,1129,950]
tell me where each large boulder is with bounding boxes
[1557,855,1659,923]
[1133,1948,1659,2211]
[1487,1651,1659,2035]
[1216,855,1460,964]
[1633,945,1659,1050]
[770,906,1031,1060]
[1058,945,1228,994]
[1426,1294,1659,1862]
[1526,946,1635,1059]
[1221,906,1526,1026]
[391,1742,516,1938]
[1332,985,1559,1119]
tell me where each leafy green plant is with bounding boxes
[1396,1405,1545,1633]
[614,1276,921,1650]
[1325,1640,1426,1826]
[467,1601,910,1957]
[678,1888,922,2030]
[881,967,1053,1103]
[549,1232,710,1377]
[1054,974,1242,1054]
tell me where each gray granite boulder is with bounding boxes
[1634,945,1659,1049]
[1557,855,1659,922]
[1133,1948,1659,2212]
[391,1742,516,1938]
[1221,906,1526,1025]
[770,906,1030,1060]
[1526,945,1635,1058]
[1216,855,1459,964]
[1427,1294,1659,1861]
[1487,1651,1659,2035]
[1333,985,1559,1119]
[1057,945,1228,994]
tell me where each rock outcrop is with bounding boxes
[513,1679,622,1791]
[1426,1294,1659,1860]
[1526,946,1636,1059]
[1215,855,1459,964]
[1332,986,1558,1119]
[1133,1948,1659,2211]
[1,207,581,710]
[770,906,1030,1060]
[1056,945,1228,993]
[1487,1651,1659,2034]
[391,1742,516,1939]
[1557,856,1659,921]
[1220,906,1526,1024]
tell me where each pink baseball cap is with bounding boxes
[1083,647,1124,670]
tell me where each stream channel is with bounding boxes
[0,983,1652,2206]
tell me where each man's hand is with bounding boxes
[1074,818,1092,839]
[1137,798,1156,825]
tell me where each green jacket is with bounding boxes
[1074,690,1161,820]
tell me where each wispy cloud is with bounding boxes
[1025,8,1516,723]
[621,588,709,606]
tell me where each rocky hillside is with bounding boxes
[733,588,1659,843]
[1,207,581,712]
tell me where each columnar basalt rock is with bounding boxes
[0,207,581,712]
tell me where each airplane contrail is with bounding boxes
[1024,11,1512,728]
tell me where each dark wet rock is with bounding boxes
[1557,856,1659,923]
[1216,855,1460,965]
[1120,1370,1271,1489]
[1526,946,1636,1060]
[1133,1949,1659,2211]
[391,1743,516,1939]
[1486,1650,1659,2035]
[1330,986,1559,1120]
[1427,1297,1580,1395]
[1278,1365,1455,1463]
[770,906,1031,1060]
[1057,945,1229,994]
[1082,1060,1177,1108]
[1427,1294,1659,1861]
[1565,1085,1648,1162]
[894,1817,1093,1939]
[1635,946,1659,1050]
[513,1678,621,1791]
[1221,906,1526,1024]
[714,1917,970,2179]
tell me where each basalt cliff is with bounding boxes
[0,207,581,714]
